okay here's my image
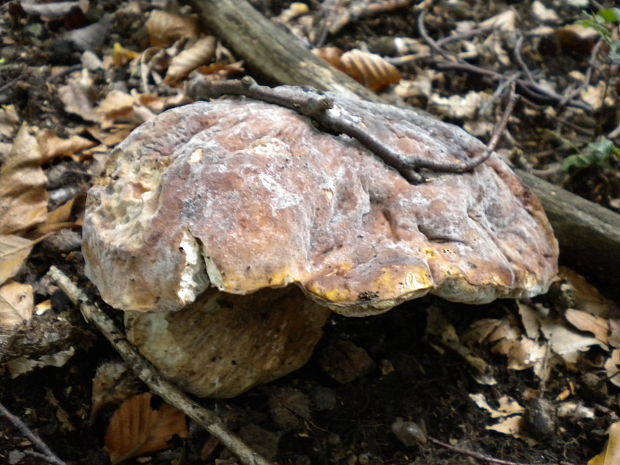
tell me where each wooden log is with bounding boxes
[188,0,620,295]
[516,170,620,296]
[188,0,380,102]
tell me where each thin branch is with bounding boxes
[417,11,591,111]
[47,266,275,465]
[428,436,539,465]
[190,77,496,183]
[484,81,518,157]
[514,35,537,84]
[0,401,68,465]
[436,25,494,48]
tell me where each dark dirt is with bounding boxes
[1,1,619,464]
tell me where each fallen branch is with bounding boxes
[0,401,67,465]
[190,77,499,183]
[46,266,275,465]
[417,11,590,111]
[187,0,379,102]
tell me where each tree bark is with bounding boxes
[516,171,620,296]
[188,0,620,295]
[188,0,380,102]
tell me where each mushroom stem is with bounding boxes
[47,266,275,465]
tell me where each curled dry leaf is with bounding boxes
[58,72,100,123]
[0,281,33,328]
[19,0,86,20]
[164,36,217,84]
[313,47,401,92]
[274,2,310,23]
[589,421,620,465]
[604,349,620,388]
[559,267,616,318]
[565,309,609,344]
[145,11,200,48]
[95,91,158,129]
[0,105,20,139]
[105,392,188,464]
[91,361,141,421]
[0,235,35,285]
[0,124,48,234]
[112,43,141,68]
[37,130,96,162]
[196,60,245,79]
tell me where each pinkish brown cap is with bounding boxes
[83,97,558,317]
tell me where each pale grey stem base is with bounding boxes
[47,266,275,465]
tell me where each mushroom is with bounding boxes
[82,91,558,397]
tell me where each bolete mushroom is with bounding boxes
[82,87,558,397]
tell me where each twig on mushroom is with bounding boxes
[483,81,518,157]
[0,401,68,465]
[47,266,275,465]
[190,77,495,183]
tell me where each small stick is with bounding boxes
[483,81,518,157]
[190,77,496,183]
[0,401,68,465]
[417,11,590,111]
[428,436,538,465]
[47,266,275,465]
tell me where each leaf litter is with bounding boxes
[1,0,619,464]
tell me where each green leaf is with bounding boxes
[597,8,620,24]
[562,139,620,171]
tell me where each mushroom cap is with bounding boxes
[83,95,558,316]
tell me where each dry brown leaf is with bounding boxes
[462,318,503,345]
[19,0,86,20]
[37,130,96,162]
[41,194,84,228]
[0,105,20,139]
[6,347,75,378]
[486,414,522,436]
[479,10,518,31]
[274,2,310,23]
[145,11,200,48]
[0,281,33,328]
[112,43,141,68]
[539,317,605,364]
[518,303,541,339]
[604,349,620,388]
[565,309,609,344]
[91,362,141,421]
[196,60,245,78]
[0,125,48,234]
[314,47,401,92]
[105,392,188,464]
[560,267,616,317]
[589,422,620,465]
[313,47,345,69]
[165,36,217,84]
[95,91,157,129]
[0,235,34,285]
[87,126,132,147]
[609,319,620,348]
[58,73,100,122]
[470,393,524,418]
[429,91,493,120]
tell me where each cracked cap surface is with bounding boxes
[82,96,558,315]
